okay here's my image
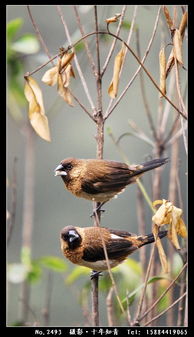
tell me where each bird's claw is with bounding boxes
[90,208,106,218]
[90,270,103,280]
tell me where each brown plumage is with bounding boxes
[55,157,168,204]
[60,226,167,272]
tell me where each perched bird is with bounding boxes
[60,225,167,277]
[55,157,168,209]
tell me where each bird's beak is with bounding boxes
[69,230,79,243]
[54,164,67,177]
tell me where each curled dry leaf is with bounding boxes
[152,199,187,250]
[24,76,51,142]
[41,66,58,86]
[173,29,183,65]
[42,51,75,106]
[159,47,166,97]
[165,11,187,78]
[108,44,126,98]
[152,223,168,273]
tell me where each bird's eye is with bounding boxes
[64,163,72,171]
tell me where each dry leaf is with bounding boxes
[166,49,175,79]
[42,51,75,106]
[179,12,188,38]
[108,44,125,98]
[152,199,187,250]
[42,66,58,86]
[163,6,174,31]
[24,76,51,142]
[105,13,121,24]
[57,73,73,106]
[173,29,183,65]
[159,47,166,97]
[153,224,168,273]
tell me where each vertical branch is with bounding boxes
[19,122,35,323]
[7,157,17,246]
[42,271,53,326]
[91,6,103,327]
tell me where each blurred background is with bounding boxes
[7,5,187,327]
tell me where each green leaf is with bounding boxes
[65,266,89,284]
[75,41,85,52]
[122,275,171,304]
[27,262,42,283]
[7,18,23,42]
[11,34,39,54]
[172,252,184,278]
[38,256,68,272]
[122,21,131,30]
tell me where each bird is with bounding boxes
[60,225,167,278]
[55,157,168,211]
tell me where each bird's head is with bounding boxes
[54,158,76,181]
[60,226,81,250]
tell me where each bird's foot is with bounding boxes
[90,208,106,218]
[90,202,106,217]
[90,270,103,280]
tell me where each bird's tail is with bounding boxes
[139,230,167,247]
[129,158,168,178]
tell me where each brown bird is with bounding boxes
[60,225,167,277]
[55,157,168,210]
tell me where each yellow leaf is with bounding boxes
[166,49,175,79]
[57,72,73,106]
[24,76,51,142]
[30,112,51,142]
[168,222,180,250]
[41,66,58,86]
[60,52,75,70]
[108,45,126,98]
[176,218,187,238]
[159,47,166,97]
[156,238,169,273]
[173,29,183,65]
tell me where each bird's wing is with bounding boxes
[82,237,135,262]
[81,161,134,194]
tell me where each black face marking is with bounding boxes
[62,162,73,171]
[61,228,81,250]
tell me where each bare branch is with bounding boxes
[73,5,97,76]
[56,5,96,115]
[101,5,127,77]
[139,262,188,322]
[27,6,54,65]
[144,292,187,326]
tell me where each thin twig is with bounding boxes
[101,5,127,77]
[56,5,96,115]
[73,5,97,76]
[106,287,115,326]
[25,27,185,119]
[105,5,138,118]
[133,239,157,325]
[42,272,53,326]
[144,292,187,326]
[27,6,54,65]
[136,28,158,141]
[7,157,17,246]
[139,262,188,322]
